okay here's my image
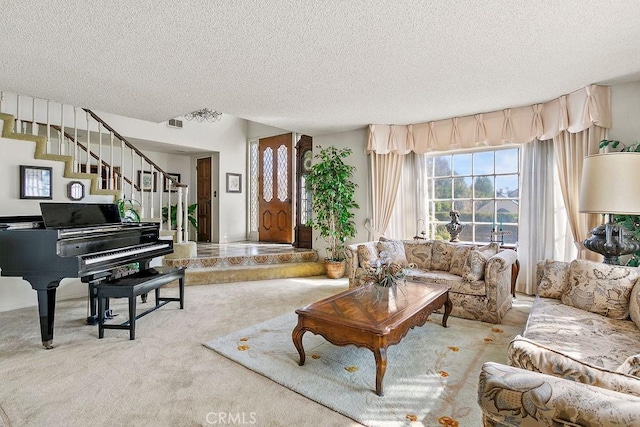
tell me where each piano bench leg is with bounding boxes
[129,296,136,340]
[98,296,105,339]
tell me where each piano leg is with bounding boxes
[87,282,98,325]
[36,287,57,349]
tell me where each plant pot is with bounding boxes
[325,260,346,279]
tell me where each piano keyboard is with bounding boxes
[83,242,171,265]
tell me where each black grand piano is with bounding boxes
[0,202,174,348]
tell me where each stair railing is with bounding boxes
[0,91,191,243]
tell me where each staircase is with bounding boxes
[0,91,192,244]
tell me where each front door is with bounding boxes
[197,157,212,242]
[258,133,292,243]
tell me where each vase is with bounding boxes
[325,259,346,279]
[371,284,398,312]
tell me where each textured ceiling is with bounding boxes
[2,1,640,136]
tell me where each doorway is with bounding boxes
[197,156,212,242]
[258,133,293,243]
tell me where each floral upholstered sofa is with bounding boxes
[345,238,517,324]
[478,258,640,426]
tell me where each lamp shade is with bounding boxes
[579,152,640,214]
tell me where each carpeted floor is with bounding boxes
[0,277,531,426]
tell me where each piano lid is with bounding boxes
[40,202,123,229]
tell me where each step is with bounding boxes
[183,262,326,285]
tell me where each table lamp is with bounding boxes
[579,152,640,264]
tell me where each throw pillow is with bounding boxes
[357,244,379,270]
[561,259,639,319]
[431,240,456,271]
[376,240,408,266]
[616,354,640,378]
[476,242,500,257]
[404,241,433,270]
[537,260,571,299]
[630,281,640,329]
[461,249,489,282]
[449,245,473,276]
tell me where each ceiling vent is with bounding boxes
[168,118,183,129]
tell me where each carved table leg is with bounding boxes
[292,319,306,366]
[373,346,388,396]
[511,259,521,298]
[442,293,452,327]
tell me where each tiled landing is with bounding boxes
[163,242,326,285]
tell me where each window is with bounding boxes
[425,147,520,245]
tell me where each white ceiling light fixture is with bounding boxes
[184,108,222,122]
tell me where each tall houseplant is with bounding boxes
[306,145,359,278]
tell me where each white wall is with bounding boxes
[609,81,640,145]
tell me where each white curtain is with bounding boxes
[369,152,404,239]
[553,125,605,261]
[518,139,561,294]
[386,153,427,240]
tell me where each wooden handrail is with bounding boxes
[83,109,185,189]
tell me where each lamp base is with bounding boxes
[582,222,640,265]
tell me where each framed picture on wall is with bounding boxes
[20,165,53,199]
[163,173,181,192]
[137,170,157,192]
[226,173,242,193]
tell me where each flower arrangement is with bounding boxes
[361,252,406,288]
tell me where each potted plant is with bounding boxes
[162,203,198,231]
[116,196,141,223]
[306,145,359,278]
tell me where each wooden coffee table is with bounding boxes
[292,281,452,396]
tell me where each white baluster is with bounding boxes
[176,187,184,244]
[109,132,114,190]
[46,99,50,152]
[73,107,78,173]
[85,111,90,174]
[120,138,125,192]
[31,97,36,136]
[139,156,145,217]
[98,123,103,189]
[183,185,189,242]
[149,164,154,219]
[158,176,164,228]
[16,95,21,134]
[59,103,64,155]
[131,146,135,203]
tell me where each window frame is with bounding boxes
[425,146,520,245]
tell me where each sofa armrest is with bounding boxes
[478,362,640,427]
[345,241,378,288]
[482,250,517,313]
[345,244,359,287]
[486,249,518,276]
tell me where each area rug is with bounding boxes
[204,312,523,426]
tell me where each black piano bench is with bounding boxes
[95,266,185,340]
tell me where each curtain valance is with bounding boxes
[367,84,611,154]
